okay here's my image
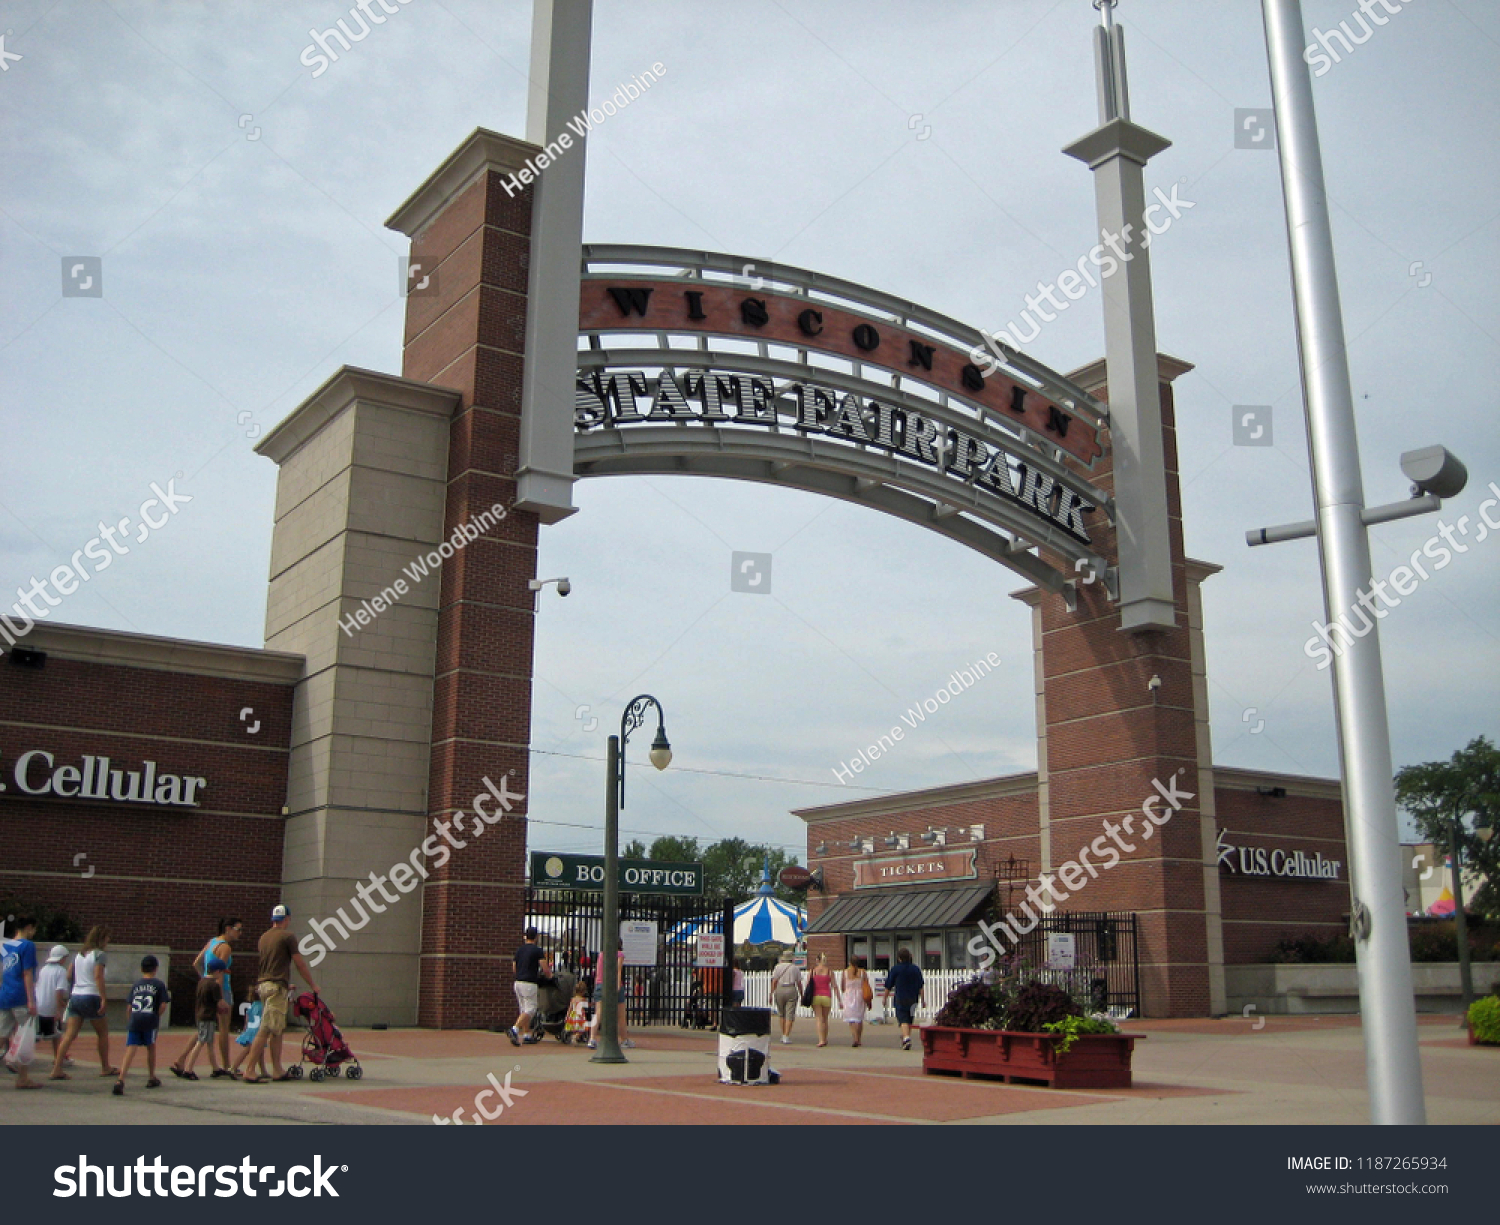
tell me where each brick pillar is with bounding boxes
[387,129,544,1027]
[1015,354,1214,1017]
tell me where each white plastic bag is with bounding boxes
[7,1016,36,1066]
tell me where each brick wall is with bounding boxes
[0,652,295,1022]
[399,162,539,1028]
[1216,784,1350,963]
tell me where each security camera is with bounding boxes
[556,579,571,597]
[1147,674,1162,692]
[1400,445,1467,500]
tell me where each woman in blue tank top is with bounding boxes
[194,918,241,1070]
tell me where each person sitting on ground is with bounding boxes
[113,954,169,1095]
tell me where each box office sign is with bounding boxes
[2,747,208,808]
[853,846,977,889]
[530,851,704,896]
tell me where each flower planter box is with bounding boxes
[920,1025,1141,1089]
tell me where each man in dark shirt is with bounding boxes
[883,947,926,1051]
[509,927,544,1047]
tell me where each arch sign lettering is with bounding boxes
[573,247,1115,595]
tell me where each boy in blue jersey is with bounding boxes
[114,954,170,1095]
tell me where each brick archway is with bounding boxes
[260,129,1218,1026]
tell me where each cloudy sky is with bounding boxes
[2,0,1496,862]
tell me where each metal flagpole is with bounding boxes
[1261,0,1426,1124]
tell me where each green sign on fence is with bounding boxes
[529,851,704,896]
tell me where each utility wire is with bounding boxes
[529,747,888,792]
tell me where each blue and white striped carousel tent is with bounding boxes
[667,863,806,947]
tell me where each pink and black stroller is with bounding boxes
[290,992,363,1082]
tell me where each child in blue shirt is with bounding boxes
[114,955,169,1095]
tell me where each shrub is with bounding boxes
[1042,1014,1120,1055]
[934,976,1005,1030]
[0,896,82,943]
[1468,996,1500,1045]
[1267,933,1356,964]
[1002,981,1082,1033]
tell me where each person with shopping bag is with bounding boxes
[1,915,41,1090]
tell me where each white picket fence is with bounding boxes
[742,967,973,1023]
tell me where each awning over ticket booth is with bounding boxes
[805,882,995,934]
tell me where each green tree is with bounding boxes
[637,835,802,902]
[622,839,648,860]
[1395,736,1500,917]
[699,838,801,902]
[646,835,701,863]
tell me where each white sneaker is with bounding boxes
[585,1040,597,1050]
[780,1036,791,1045]
[620,1039,635,1049]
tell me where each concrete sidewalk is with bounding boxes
[10,1014,1496,1126]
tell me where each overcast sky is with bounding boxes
[2,0,1496,862]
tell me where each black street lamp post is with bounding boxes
[591,694,672,1065]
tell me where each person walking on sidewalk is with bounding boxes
[112,955,169,1095]
[50,925,114,1080]
[769,951,802,1045]
[241,905,318,1084]
[172,959,231,1079]
[192,918,241,1071]
[836,956,870,1048]
[1,915,39,1090]
[587,941,631,1050]
[808,953,835,1047]
[509,927,543,1047]
[883,947,926,1051]
[34,944,71,1070]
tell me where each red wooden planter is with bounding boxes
[920,1025,1142,1089]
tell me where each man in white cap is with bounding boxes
[241,905,319,1084]
[35,945,72,1067]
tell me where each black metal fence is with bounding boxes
[524,888,736,1029]
[1011,911,1141,1018]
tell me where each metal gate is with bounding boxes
[524,887,737,1029]
[1013,911,1141,1018]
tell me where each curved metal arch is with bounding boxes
[581,245,1109,430]
[574,425,1106,594]
[577,347,1113,514]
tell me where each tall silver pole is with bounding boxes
[1262,0,1426,1124]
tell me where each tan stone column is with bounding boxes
[258,368,461,1025]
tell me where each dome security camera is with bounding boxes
[556,579,571,597]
